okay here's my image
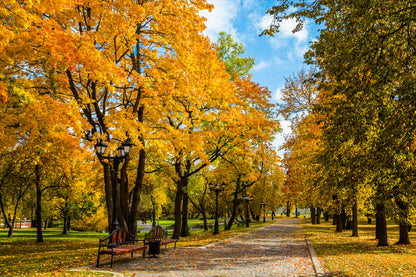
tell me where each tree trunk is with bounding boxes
[375,202,388,246]
[286,201,290,217]
[341,208,348,229]
[126,144,145,237]
[119,159,130,230]
[335,212,343,232]
[310,206,316,224]
[202,208,208,231]
[316,207,321,224]
[7,225,14,238]
[173,182,183,239]
[35,164,43,243]
[352,200,358,237]
[324,210,330,222]
[395,197,411,245]
[226,176,241,230]
[396,223,411,245]
[63,214,68,235]
[180,191,190,237]
[0,194,14,238]
[102,163,113,232]
[63,200,69,235]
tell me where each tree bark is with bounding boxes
[376,202,388,246]
[395,197,411,245]
[202,208,208,231]
[286,201,290,217]
[35,164,43,243]
[396,223,410,245]
[173,183,183,239]
[226,176,241,230]
[352,200,358,237]
[316,207,321,224]
[103,163,112,232]
[127,134,146,238]
[180,191,190,237]
[335,212,343,232]
[311,206,316,224]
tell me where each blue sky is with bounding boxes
[200,0,319,156]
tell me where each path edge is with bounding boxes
[305,236,326,277]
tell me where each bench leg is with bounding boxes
[110,253,114,268]
[96,253,100,267]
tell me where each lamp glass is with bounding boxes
[117,146,125,157]
[95,141,107,155]
[123,139,132,154]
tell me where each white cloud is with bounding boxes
[200,0,241,42]
[257,14,274,32]
[279,18,308,43]
[272,118,292,157]
[274,86,284,102]
[253,60,272,72]
[257,14,310,58]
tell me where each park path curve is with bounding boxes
[82,218,321,277]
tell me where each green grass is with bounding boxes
[303,219,416,276]
[0,220,271,276]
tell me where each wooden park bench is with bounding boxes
[144,225,178,257]
[97,228,147,267]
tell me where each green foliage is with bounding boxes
[216,32,255,80]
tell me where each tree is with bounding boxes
[216,32,255,80]
[0,0,215,236]
[265,0,416,246]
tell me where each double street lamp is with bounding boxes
[260,201,268,222]
[210,182,225,235]
[95,139,132,232]
[243,195,254,227]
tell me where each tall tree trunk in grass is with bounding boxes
[316,207,321,224]
[35,164,43,243]
[180,191,190,237]
[395,197,410,245]
[376,202,388,246]
[226,175,241,230]
[352,200,358,237]
[173,184,183,239]
[397,223,410,245]
[310,206,316,224]
[335,212,343,232]
[286,201,290,217]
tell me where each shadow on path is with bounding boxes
[79,218,318,277]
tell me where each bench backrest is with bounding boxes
[99,228,132,247]
[145,225,167,241]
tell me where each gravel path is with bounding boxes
[82,218,319,277]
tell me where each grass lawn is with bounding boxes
[303,219,416,276]
[0,221,271,276]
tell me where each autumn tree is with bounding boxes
[265,0,416,245]
[0,0,217,236]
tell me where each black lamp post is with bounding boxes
[243,195,254,227]
[260,201,268,222]
[210,182,225,235]
[95,139,132,232]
